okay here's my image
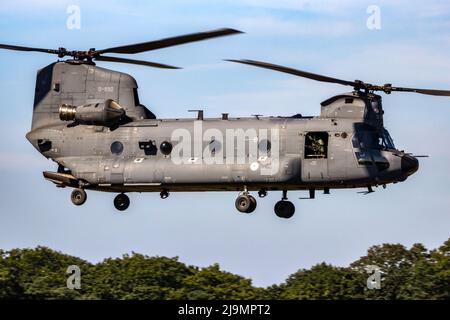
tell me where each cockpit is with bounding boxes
[352,123,395,151]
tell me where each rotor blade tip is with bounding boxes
[224,59,243,63]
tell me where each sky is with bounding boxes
[0,0,449,287]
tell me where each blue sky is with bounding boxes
[0,0,450,287]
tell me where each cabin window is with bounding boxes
[111,141,124,155]
[160,141,173,155]
[209,139,222,155]
[258,139,271,153]
[304,132,328,159]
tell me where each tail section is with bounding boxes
[31,61,154,130]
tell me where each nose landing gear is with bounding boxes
[71,188,87,206]
[235,186,257,213]
[235,194,257,213]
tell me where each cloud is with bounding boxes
[414,1,450,17]
[237,0,365,14]
[202,78,339,116]
[236,16,358,37]
[237,0,450,16]
[0,0,71,12]
[327,42,450,85]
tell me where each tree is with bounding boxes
[83,253,195,299]
[350,243,414,299]
[427,238,450,299]
[350,240,450,300]
[175,264,264,300]
[0,246,89,299]
[274,263,365,300]
[0,238,449,300]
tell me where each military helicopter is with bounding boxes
[2,28,450,218]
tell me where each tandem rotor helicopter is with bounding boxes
[1,28,449,218]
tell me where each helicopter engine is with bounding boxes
[59,99,125,127]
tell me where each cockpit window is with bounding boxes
[381,129,395,149]
[371,99,381,114]
[353,124,395,151]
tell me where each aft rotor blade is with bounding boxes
[390,86,450,96]
[225,59,357,87]
[95,55,181,69]
[96,28,243,55]
[0,43,58,54]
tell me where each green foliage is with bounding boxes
[175,264,264,299]
[0,238,449,300]
[0,246,89,299]
[350,243,413,299]
[350,241,450,299]
[273,263,366,300]
[83,253,195,299]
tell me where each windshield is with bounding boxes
[352,124,395,150]
[381,129,395,149]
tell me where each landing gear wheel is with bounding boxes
[71,188,87,206]
[247,195,257,213]
[235,194,257,213]
[274,200,295,219]
[114,193,130,211]
[235,195,251,213]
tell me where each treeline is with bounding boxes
[0,238,449,300]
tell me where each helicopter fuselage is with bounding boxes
[23,61,419,215]
[4,28,443,216]
[26,115,417,194]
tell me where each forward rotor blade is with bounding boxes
[95,55,180,69]
[225,59,357,87]
[96,28,243,55]
[0,43,58,54]
[390,86,450,96]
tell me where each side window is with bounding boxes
[304,132,328,159]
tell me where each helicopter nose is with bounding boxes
[401,154,419,176]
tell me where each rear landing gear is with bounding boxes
[274,201,295,219]
[274,190,295,219]
[235,189,257,214]
[71,188,87,206]
[114,193,130,211]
